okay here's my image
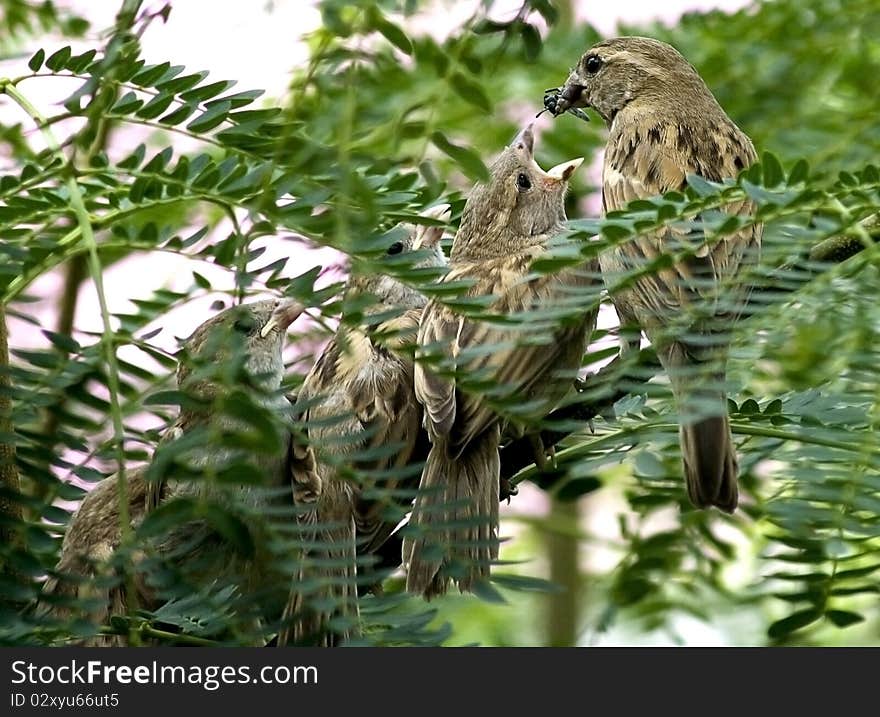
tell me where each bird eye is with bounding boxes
[387,241,404,255]
[516,173,532,191]
[584,55,602,74]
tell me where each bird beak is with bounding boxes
[413,204,450,249]
[547,157,584,182]
[511,123,535,157]
[545,72,590,122]
[559,80,587,109]
[260,298,305,338]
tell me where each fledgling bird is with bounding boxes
[143,298,303,629]
[547,36,761,512]
[279,206,449,646]
[42,298,303,644]
[404,126,598,597]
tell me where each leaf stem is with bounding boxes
[0,80,133,595]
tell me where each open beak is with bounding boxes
[543,75,591,123]
[260,298,305,338]
[559,80,586,111]
[547,157,584,182]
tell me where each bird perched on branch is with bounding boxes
[404,126,598,597]
[545,36,761,513]
[280,205,449,646]
[42,298,303,644]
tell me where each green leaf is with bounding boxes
[131,61,172,87]
[431,131,489,181]
[187,101,232,133]
[200,504,255,558]
[180,80,236,104]
[206,89,264,109]
[767,608,822,639]
[762,151,785,187]
[520,22,542,62]
[491,573,560,593]
[41,330,80,353]
[192,271,211,290]
[157,71,210,95]
[117,142,144,169]
[159,103,198,126]
[600,223,631,241]
[67,49,97,73]
[686,173,718,197]
[739,398,760,415]
[110,91,143,115]
[825,610,864,628]
[449,73,490,113]
[763,398,783,415]
[136,93,176,120]
[471,579,507,604]
[530,0,559,24]
[142,147,174,173]
[45,46,72,72]
[27,49,45,72]
[371,10,413,55]
[787,158,809,185]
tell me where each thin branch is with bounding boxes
[0,304,23,605]
[0,80,136,637]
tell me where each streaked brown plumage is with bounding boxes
[552,36,761,512]
[404,126,598,597]
[42,299,302,644]
[280,206,448,646]
[39,469,150,646]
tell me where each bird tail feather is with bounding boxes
[663,341,739,513]
[681,414,738,513]
[278,508,359,647]
[403,429,499,598]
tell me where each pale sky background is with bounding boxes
[3,0,753,646]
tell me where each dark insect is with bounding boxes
[537,86,591,123]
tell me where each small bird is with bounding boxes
[404,126,598,597]
[280,206,449,646]
[547,36,761,512]
[42,298,303,644]
[143,298,304,633]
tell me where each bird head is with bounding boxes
[452,124,583,258]
[346,203,450,314]
[552,36,712,125]
[176,298,304,393]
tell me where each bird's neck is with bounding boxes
[451,227,556,261]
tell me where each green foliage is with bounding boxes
[1,0,879,646]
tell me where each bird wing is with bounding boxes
[416,253,593,452]
[602,117,761,324]
[143,422,183,513]
[297,309,427,551]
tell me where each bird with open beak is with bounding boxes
[546,36,761,512]
[405,125,599,597]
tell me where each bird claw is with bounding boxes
[499,477,519,504]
